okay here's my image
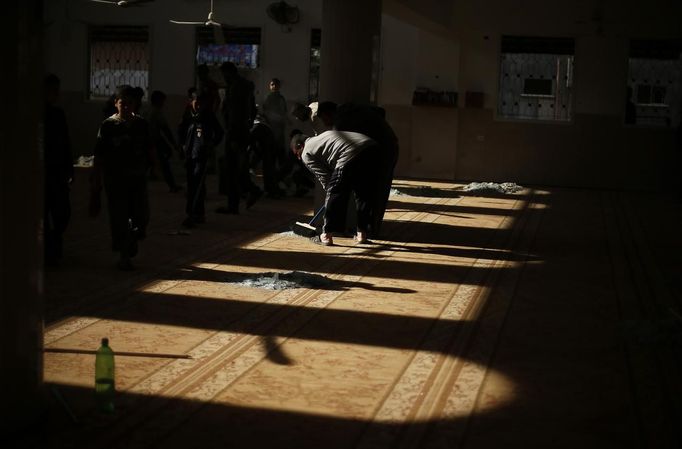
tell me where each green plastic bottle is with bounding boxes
[95,337,115,413]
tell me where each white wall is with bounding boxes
[379,13,459,105]
[43,0,322,154]
[44,0,681,189]
[45,0,321,100]
[379,12,459,179]
[381,0,681,188]
[378,14,418,105]
[415,30,458,93]
[450,0,682,189]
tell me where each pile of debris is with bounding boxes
[74,155,94,168]
[462,182,523,194]
[228,271,333,290]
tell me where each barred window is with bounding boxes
[89,26,149,99]
[627,39,682,127]
[498,36,575,122]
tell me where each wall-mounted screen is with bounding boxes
[196,43,259,69]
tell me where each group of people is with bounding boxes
[44,64,400,270]
[88,61,271,270]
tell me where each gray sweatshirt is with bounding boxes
[301,130,376,190]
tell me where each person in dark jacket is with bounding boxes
[335,103,399,239]
[262,78,288,173]
[145,90,182,193]
[249,114,285,198]
[44,74,74,265]
[216,62,261,214]
[178,93,224,228]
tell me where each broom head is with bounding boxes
[291,221,319,237]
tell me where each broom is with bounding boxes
[290,206,325,237]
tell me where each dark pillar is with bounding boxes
[316,0,382,224]
[319,0,382,104]
[1,0,45,435]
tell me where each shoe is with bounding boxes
[246,190,263,209]
[311,234,333,246]
[181,217,195,228]
[216,206,239,214]
[354,231,369,244]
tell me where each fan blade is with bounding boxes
[89,0,154,6]
[169,20,206,25]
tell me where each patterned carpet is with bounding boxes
[41,173,682,449]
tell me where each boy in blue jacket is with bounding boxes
[179,93,224,228]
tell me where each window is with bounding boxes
[498,36,575,121]
[89,26,150,99]
[308,29,321,103]
[627,39,682,127]
[635,84,667,105]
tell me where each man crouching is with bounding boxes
[290,131,379,246]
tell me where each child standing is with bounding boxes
[178,93,223,228]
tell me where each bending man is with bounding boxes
[290,131,379,246]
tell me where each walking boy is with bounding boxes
[90,85,154,270]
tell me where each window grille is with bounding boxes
[498,36,574,121]
[89,26,149,99]
[308,28,321,103]
[627,39,682,127]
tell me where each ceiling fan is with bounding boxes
[170,0,223,27]
[266,1,300,32]
[88,0,154,7]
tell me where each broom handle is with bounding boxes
[308,206,325,225]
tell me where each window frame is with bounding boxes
[626,39,682,128]
[86,24,151,101]
[495,35,577,125]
